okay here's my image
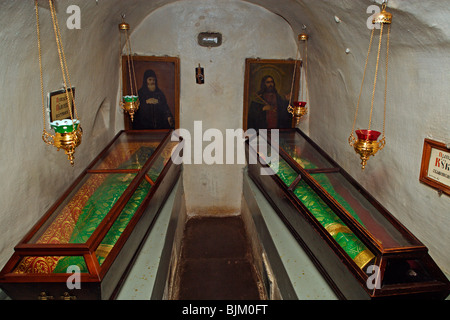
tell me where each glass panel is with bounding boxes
[248,133,299,185]
[93,141,178,265]
[293,180,375,270]
[94,179,152,265]
[270,156,298,187]
[382,259,433,285]
[12,256,88,274]
[91,131,168,170]
[27,172,136,244]
[310,172,418,248]
[146,141,177,181]
[279,131,335,169]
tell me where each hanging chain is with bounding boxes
[35,1,48,135]
[128,33,138,97]
[298,36,309,103]
[36,0,57,145]
[368,22,384,131]
[288,40,301,107]
[119,27,124,98]
[304,39,309,103]
[125,31,134,96]
[349,27,376,144]
[54,2,78,121]
[379,23,391,149]
[48,0,77,123]
[122,28,139,98]
[299,39,306,102]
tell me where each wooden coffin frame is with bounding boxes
[0,130,181,300]
[246,128,450,300]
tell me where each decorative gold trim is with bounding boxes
[325,223,352,237]
[298,33,309,41]
[325,223,376,269]
[118,22,130,31]
[353,138,381,170]
[353,249,375,270]
[52,129,83,165]
[120,100,140,122]
[96,244,114,259]
[373,5,393,24]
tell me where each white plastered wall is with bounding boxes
[291,0,450,277]
[0,1,123,268]
[128,0,299,215]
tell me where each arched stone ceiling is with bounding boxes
[52,0,448,45]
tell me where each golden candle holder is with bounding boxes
[43,120,82,166]
[348,3,392,170]
[120,96,140,122]
[349,130,385,170]
[288,101,308,127]
[35,1,83,166]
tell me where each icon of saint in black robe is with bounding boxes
[133,69,174,130]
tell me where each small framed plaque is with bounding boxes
[48,87,75,122]
[419,138,450,196]
[197,32,222,47]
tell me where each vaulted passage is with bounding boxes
[0,0,449,302]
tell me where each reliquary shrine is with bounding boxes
[246,129,450,299]
[0,130,180,300]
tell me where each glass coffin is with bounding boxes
[0,130,181,300]
[246,129,450,299]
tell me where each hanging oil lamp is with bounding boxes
[288,32,309,127]
[348,2,392,169]
[36,0,82,166]
[118,15,140,122]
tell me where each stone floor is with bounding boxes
[175,215,262,300]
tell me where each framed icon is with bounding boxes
[243,58,301,131]
[122,55,180,130]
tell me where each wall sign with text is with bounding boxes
[419,138,450,196]
[48,87,75,122]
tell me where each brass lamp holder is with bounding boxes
[288,32,309,127]
[43,120,83,166]
[349,3,391,170]
[35,0,82,165]
[349,130,385,170]
[288,101,308,127]
[120,96,140,122]
[119,15,139,122]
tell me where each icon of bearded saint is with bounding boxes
[248,75,291,131]
[133,69,174,130]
